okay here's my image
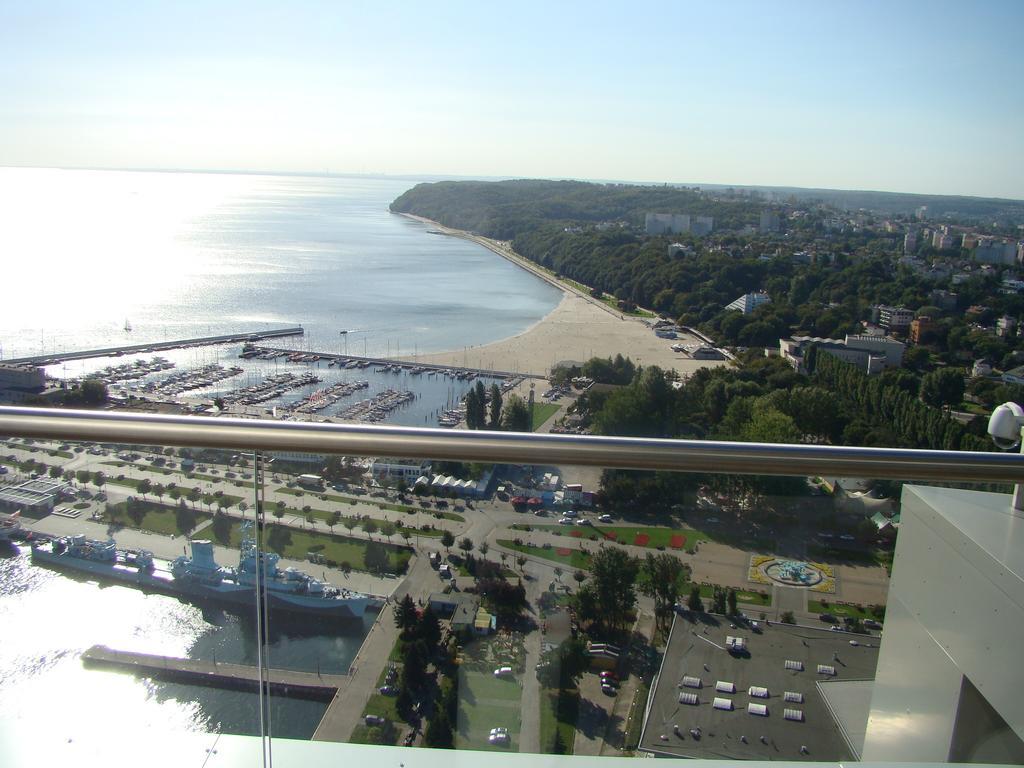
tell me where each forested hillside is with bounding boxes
[390,179,761,239]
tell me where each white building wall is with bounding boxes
[863,485,1024,761]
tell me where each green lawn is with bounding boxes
[531,402,561,431]
[498,539,592,570]
[539,686,578,755]
[808,599,885,622]
[455,668,523,752]
[223,519,411,574]
[102,500,212,537]
[276,486,466,522]
[519,523,710,550]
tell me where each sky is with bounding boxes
[2,0,1023,199]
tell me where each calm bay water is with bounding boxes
[0,168,561,361]
[0,169,559,738]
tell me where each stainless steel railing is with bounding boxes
[1,406,1021,483]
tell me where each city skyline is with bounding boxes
[2,0,1023,199]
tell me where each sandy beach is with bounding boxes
[400,214,732,379]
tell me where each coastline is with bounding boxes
[395,213,731,380]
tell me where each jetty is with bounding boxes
[245,344,544,380]
[4,326,305,366]
[81,644,346,701]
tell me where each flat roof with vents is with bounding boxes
[639,617,880,761]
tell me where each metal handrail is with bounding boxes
[0,405,1021,483]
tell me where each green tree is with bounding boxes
[780,610,796,624]
[380,520,397,542]
[423,710,454,749]
[393,593,419,635]
[266,524,292,555]
[362,519,379,538]
[488,383,503,428]
[175,500,197,536]
[687,585,703,613]
[211,511,232,544]
[920,368,965,409]
[328,511,341,531]
[589,547,639,630]
[364,540,389,573]
[727,588,738,616]
[417,606,442,649]
[274,500,286,520]
[516,555,527,571]
[464,388,481,430]
[458,537,474,556]
[440,530,455,552]
[478,541,489,559]
[137,478,152,500]
[502,395,531,432]
[126,497,145,528]
[639,553,687,629]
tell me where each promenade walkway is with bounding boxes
[312,554,438,742]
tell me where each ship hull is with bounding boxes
[29,546,368,620]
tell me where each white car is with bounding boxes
[598,514,613,523]
[488,727,510,745]
[558,517,574,525]
[577,518,593,526]
[493,666,513,678]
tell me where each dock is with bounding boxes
[81,644,346,701]
[4,326,305,367]
[247,344,545,380]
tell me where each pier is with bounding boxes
[247,344,545,380]
[4,326,305,367]
[81,644,346,701]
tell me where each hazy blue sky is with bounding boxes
[2,1,1022,198]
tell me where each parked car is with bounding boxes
[830,625,843,631]
[819,613,837,623]
[599,671,619,683]
[364,715,385,726]
[378,685,398,695]
[558,517,574,525]
[488,727,510,745]
[600,683,617,696]
[534,509,548,517]
[577,518,593,526]
[864,619,883,630]
[563,509,578,518]
[598,514,613,523]
[493,666,514,678]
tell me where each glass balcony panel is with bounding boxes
[2,417,1022,767]
[0,436,262,754]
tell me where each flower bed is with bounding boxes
[669,534,686,549]
[633,533,650,546]
[556,547,572,556]
[570,530,583,538]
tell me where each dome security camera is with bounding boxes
[988,402,1024,450]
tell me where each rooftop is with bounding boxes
[640,615,879,761]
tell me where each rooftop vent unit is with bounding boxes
[784,659,804,671]
[713,697,734,711]
[715,680,736,694]
[682,675,703,689]
[784,691,804,704]
[748,685,770,699]
[784,708,805,722]
[817,664,837,676]
[747,703,768,717]
[679,692,699,706]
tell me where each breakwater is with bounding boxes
[81,644,346,701]
[5,327,305,366]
